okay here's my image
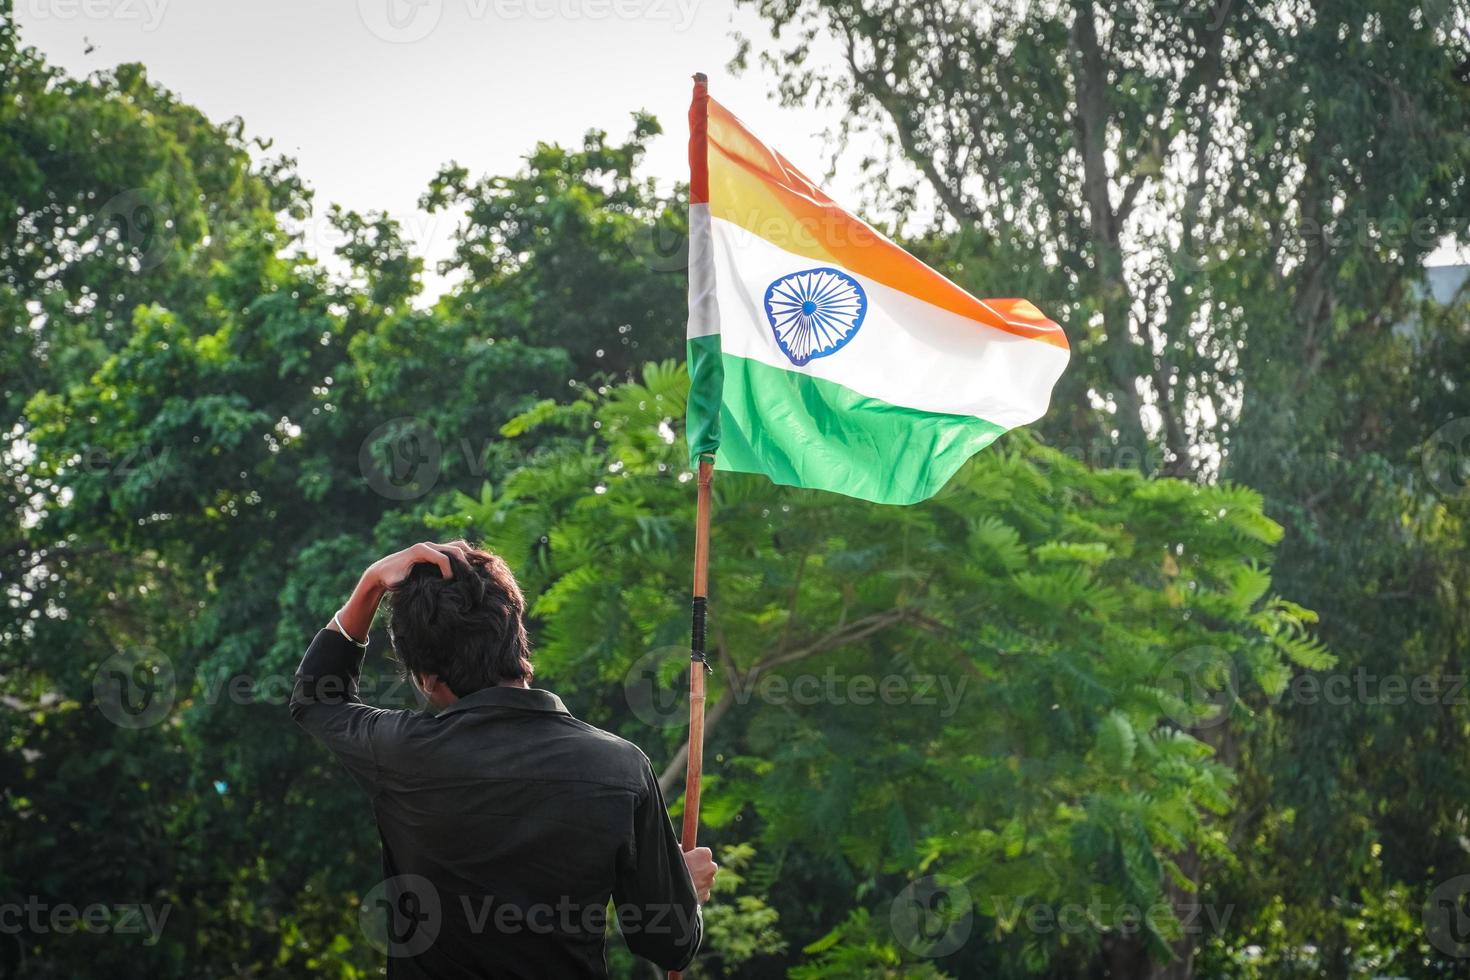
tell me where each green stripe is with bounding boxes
[686,337,1007,505]
[687,334,724,460]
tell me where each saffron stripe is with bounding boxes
[705,98,1068,350]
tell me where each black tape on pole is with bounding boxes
[690,596,711,670]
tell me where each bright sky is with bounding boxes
[16,0,1464,295]
[15,0,852,297]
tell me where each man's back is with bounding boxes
[292,627,702,979]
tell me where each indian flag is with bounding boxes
[685,75,1070,505]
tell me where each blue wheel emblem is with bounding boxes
[764,267,868,366]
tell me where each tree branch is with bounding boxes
[656,607,920,795]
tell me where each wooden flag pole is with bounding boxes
[670,455,714,980]
[670,72,712,980]
[682,456,714,848]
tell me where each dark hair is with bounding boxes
[386,547,533,697]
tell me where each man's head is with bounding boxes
[386,545,533,707]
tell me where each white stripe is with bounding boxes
[686,204,720,339]
[710,217,1069,428]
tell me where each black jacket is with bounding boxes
[291,628,702,978]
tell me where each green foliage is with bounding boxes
[454,363,1321,977]
[701,844,789,970]
[737,0,1470,972]
[0,34,634,977]
[790,910,953,979]
[421,113,687,382]
[4,4,1469,978]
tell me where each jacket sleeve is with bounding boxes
[612,759,704,971]
[289,628,391,795]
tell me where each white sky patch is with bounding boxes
[15,0,865,303]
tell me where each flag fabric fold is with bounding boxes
[685,75,1069,505]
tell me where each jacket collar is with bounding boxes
[435,685,570,718]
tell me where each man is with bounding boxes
[291,540,716,978]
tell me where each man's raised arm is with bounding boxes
[290,541,470,788]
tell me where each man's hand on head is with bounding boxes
[369,540,476,589]
[682,847,718,903]
[328,541,477,643]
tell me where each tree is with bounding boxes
[6,4,1467,976]
[736,0,1470,972]
[446,362,1325,978]
[2,29,781,976]
[421,114,688,383]
[737,0,1470,477]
